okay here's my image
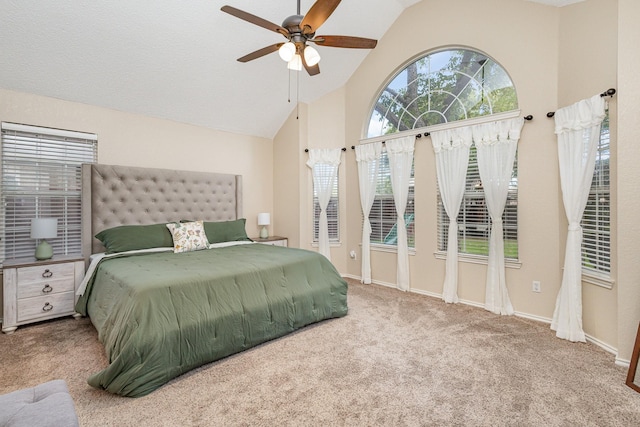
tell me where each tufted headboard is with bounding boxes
[81,163,243,264]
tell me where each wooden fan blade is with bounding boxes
[301,48,321,76]
[311,35,378,49]
[237,43,283,62]
[221,5,288,36]
[300,0,341,35]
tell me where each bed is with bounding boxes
[76,163,348,397]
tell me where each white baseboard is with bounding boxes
[341,273,619,358]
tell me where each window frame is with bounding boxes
[312,163,340,244]
[581,110,612,286]
[1,122,97,265]
[368,148,415,251]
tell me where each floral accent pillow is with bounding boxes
[166,220,210,253]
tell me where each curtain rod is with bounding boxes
[546,88,616,118]
[304,147,347,153]
[350,114,533,149]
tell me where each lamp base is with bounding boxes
[260,226,269,239]
[35,240,53,260]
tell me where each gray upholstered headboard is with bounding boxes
[81,163,243,264]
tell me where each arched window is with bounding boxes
[368,48,517,137]
[365,48,519,259]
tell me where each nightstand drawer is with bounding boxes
[17,263,75,285]
[17,278,75,299]
[17,292,75,322]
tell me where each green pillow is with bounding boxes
[179,218,251,244]
[95,223,174,253]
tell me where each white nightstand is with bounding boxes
[2,255,85,334]
[252,236,288,247]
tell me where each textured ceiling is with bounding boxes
[0,0,581,139]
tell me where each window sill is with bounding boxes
[582,270,614,290]
[311,241,342,248]
[433,251,522,269]
[370,243,416,256]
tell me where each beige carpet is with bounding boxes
[1,279,639,426]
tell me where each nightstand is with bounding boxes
[2,255,85,334]
[252,236,288,247]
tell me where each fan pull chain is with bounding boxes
[288,68,291,103]
[296,70,299,120]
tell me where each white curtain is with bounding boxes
[306,148,342,261]
[551,94,606,342]
[386,136,415,291]
[431,127,473,303]
[472,117,524,315]
[355,142,383,284]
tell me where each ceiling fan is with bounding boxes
[221,0,378,76]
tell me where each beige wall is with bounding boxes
[343,0,564,319]
[289,0,632,355]
[0,87,273,240]
[558,0,619,352]
[616,0,640,361]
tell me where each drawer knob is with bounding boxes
[42,284,53,293]
[42,269,53,278]
[42,302,53,312]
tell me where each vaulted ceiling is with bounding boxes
[0,0,582,139]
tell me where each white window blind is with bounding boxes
[1,123,97,263]
[582,112,610,274]
[437,145,518,259]
[369,149,415,248]
[312,164,339,242]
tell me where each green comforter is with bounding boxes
[75,243,348,397]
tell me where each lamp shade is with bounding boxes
[30,218,58,239]
[257,213,271,226]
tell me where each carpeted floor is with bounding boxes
[1,279,639,426]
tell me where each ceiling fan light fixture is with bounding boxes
[304,46,321,66]
[287,54,303,71]
[278,42,296,62]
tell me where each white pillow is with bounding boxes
[166,221,210,253]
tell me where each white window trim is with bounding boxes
[582,269,614,290]
[433,250,522,269]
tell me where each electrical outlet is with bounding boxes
[349,250,357,260]
[532,280,541,293]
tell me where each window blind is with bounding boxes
[582,113,610,274]
[437,145,518,259]
[1,123,97,263]
[312,164,339,242]
[369,150,415,248]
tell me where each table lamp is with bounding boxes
[31,218,58,260]
[258,213,270,239]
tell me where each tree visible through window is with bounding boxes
[367,48,518,254]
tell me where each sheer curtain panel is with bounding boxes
[431,127,472,303]
[306,148,342,261]
[356,142,383,284]
[386,136,415,291]
[551,94,606,342]
[472,117,524,315]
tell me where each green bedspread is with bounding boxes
[75,243,348,397]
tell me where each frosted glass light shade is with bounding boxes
[287,54,302,71]
[278,42,296,62]
[304,46,320,66]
